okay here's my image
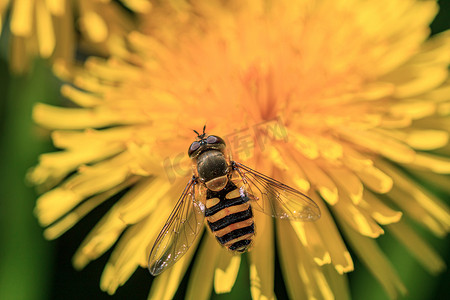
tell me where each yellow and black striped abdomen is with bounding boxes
[205,181,254,252]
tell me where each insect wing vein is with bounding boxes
[233,161,320,221]
[148,178,205,275]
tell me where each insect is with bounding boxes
[148,126,321,275]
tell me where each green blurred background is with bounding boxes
[0,2,449,300]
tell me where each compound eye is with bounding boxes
[188,141,200,156]
[206,135,225,145]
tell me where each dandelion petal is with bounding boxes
[339,221,407,299]
[311,194,354,275]
[148,234,200,300]
[185,234,218,300]
[249,212,275,300]
[214,252,241,294]
[387,220,446,275]
[277,221,308,299]
[359,191,403,225]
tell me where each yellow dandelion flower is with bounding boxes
[29,0,450,299]
[0,0,151,73]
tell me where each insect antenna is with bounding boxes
[193,124,207,140]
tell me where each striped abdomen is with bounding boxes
[205,181,254,252]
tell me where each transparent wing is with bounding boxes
[148,177,205,276]
[232,161,320,221]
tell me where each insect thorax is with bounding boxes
[196,150,228,190]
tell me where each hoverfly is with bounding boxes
[148,126,321,275]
